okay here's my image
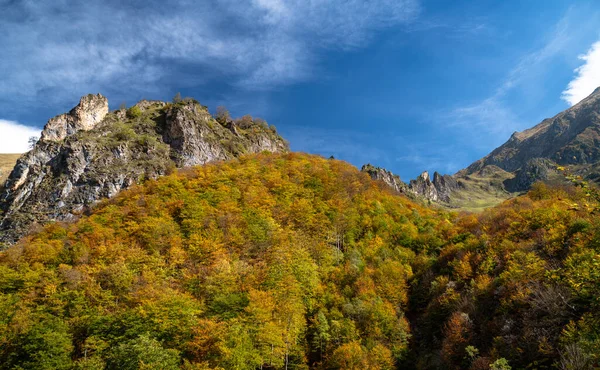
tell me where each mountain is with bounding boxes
[365,87,600,210]
[1,152,599,369]
[361,165,513,211]
[0,154,21,187]
[361,163,410,194]
[465,86,600,176]
[0,94,288,246]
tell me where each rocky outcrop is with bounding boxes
[40,94,109,142]
[503,158,556,192]
[406,171,459,203]
[361,164,408,194]
[466,87,600,174]
[409,171,438,202]
[432,172,460,203]
[361,164,460,204]
[0,95,289,246]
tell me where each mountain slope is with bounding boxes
[0,154,21,187]
[0,153,443,369]
[465,86,600,175]
[0,153,599,369]
[366,87,600,210]
[0,94,288,246]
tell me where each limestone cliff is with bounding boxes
[409,171,438,202]
[0,94,288,245]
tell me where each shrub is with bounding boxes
[215,106,230,125]
[127,106,142,118]
[490,358,511,370]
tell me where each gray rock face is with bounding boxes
[40,94,109,142]
[405,171,464,204]
[409,171,444,202]
[432,172,460,203]
[361,165,459,204]
[0,95,289,246]
[503,158,556,192]
[361,164,408,194]
[466,87,600,174]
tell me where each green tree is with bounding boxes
[107,334,181,370]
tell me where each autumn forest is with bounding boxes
[0,153,598,369]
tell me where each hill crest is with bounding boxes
[0,94,288,245]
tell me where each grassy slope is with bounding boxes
[0,154,21,186]
[442,167,517,212]
[443,161,600,213]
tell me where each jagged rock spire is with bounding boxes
[40,94,108,142]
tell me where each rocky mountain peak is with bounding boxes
[0,94,288,246]
[360,165,461,204]
[464,86,600,177]
[40,94,109,142]
[409,171,438,202]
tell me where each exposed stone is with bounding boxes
[0,95,289,246]
[361,164,408,194]
[409,171,439,202]
[40,94,108,142]
[360,164,461,204]
[432,172,460,203]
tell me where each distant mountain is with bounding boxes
[0,94,288,246]
[465,86,600,176]
[364,87,600,210]
[0,154,21,187]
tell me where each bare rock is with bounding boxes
[361,164,408,194]
[40,94,108,142]
[0,95,289,246]
[409,171,439,202]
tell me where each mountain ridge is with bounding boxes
[364,86,600,210]
[0,94,288,246]
[464,86,600,175]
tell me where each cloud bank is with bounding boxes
[0,120,41,153]
[0,0,418,103]
[562,40,600,106]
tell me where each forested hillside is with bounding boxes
[0,153,598,369]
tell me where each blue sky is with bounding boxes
[1,0,600,180]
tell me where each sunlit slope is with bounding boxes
[1,152,600,369]
[0,154,20,186]
[0,153,446,369]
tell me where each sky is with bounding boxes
[1,0,600,180]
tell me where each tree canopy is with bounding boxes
[1,153,599,369]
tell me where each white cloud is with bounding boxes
[562,40,600,106]
[0,120,41,153]
[0,0,419,104]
